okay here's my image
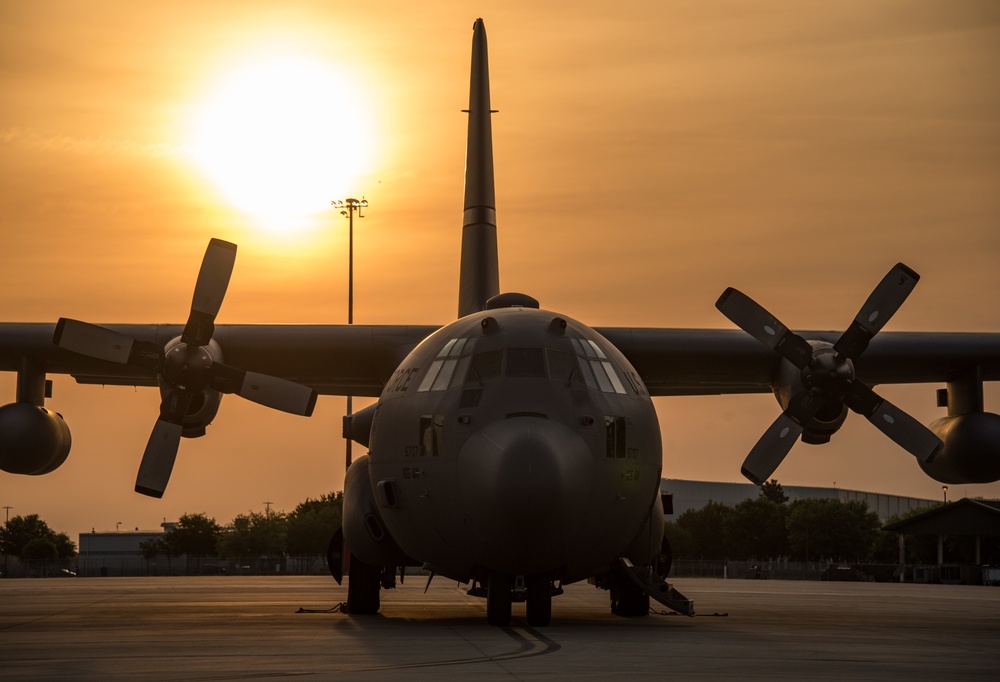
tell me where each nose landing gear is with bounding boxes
[481,572,557,626]
[486,572,513,626]
[525,575,552,627]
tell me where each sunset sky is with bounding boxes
[2,1,999,540]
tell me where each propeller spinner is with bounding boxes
[716,263,941,485]
[53,239,318,498]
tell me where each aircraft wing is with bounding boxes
[597,327,1000,396]
[4,322,998,398]
[0,323,439,397]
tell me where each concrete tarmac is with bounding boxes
[1,576,998,680]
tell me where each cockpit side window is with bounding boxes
[569,337,627,395]
[417,337,478,392]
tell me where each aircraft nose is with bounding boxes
[457,416,593,573]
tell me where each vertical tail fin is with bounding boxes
[458,18,500,318]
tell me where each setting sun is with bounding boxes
[186,52,373,233]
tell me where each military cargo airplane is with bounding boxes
[1,19,999,626]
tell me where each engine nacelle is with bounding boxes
[0,403,72,475]
[919,412,1000,484]
[157,384,222,438]
[343,454,412,568]
[158,336,223,438]
[772,344,849,444]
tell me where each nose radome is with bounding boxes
[457,416,593,572]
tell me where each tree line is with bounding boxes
[0,492,343,575]
[7,483,988,574]
[0,514,77,575]
[664,480,973,564]
[139,492,343,568]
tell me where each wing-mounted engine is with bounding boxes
[156,337,224,439]
[0,403,71,475]
[919,369,1000,484]
[0,359,71,475]
[717,263,943,484]
[771,342,849,444]
[51,239,318,498]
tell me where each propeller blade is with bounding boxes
[716,288,813,369]
[741,412,805,486]
[135,419,184,498]
[182,239,237,346]
[53,318,134,364]
[844,382,941,463]
[209,364,317,416]
[834,263,919,359]
[54,318,164,371]
[240,371,318,416]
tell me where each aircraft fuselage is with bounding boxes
[368,303,663,584]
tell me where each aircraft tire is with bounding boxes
[610,580,649,618]
[326,528,344,583]
[347,557,381,615]
[525,576,552,627]
[486,572,513,626]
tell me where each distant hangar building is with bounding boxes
[661,478,936,521]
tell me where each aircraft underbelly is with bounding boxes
[369,390,661,582]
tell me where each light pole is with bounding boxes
[942,486,948,504]
[330,197,367,471]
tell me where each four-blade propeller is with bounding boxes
[716,263,941,486]
[53,239,318,498]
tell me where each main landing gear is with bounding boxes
[610,577,650,617]
[607,557,694,618]
[347,557,382,615]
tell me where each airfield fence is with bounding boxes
[8,555,994,584]
[672,559,858,581]
[672,558,817,581]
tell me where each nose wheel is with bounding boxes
[486,572,513,626]
[525,576,552,627]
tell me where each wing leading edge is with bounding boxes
[0,323,437,397]
[599,327,1000,396]
[4,321,995,397]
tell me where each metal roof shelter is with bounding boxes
[885,498,1000,566]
